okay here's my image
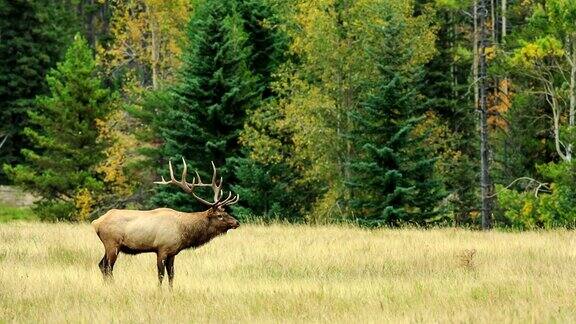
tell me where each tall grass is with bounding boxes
[1,222,575,323]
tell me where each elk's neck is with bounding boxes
[178,211,220,250]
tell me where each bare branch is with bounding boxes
[489,177,551,198]
[0,134,7,151]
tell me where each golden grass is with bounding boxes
[1,222,575,323]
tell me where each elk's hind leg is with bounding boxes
[98,255,108,276]
[166,256,175,288]
[104,245,119,279]
[156,252,167,287]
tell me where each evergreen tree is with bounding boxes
[238,0,287,95]
[151,0,259,211]
[347,21,446,226]
[3,35,114,221]
[0,0,76,182]
[420,3,479,225]
[229,0,295,219]
[231,159,303,221]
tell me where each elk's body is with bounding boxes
[92,159,240,287]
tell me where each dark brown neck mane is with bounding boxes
[178,210,223,250]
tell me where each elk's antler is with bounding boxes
[155,158,239,208]
[154,157,195,192]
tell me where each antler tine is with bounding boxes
[154,159,192,193]
[210,161,219,185]
[169,160,175,181]
[181,157,188,181]
[218,191,232,204]
[152,160,175,184]
[180,157,187,183]
[180,157,194,189]
[216,191,239,207]
[194,170,203,183]
[209,161,222,202]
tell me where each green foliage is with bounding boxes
[230,0,300,219]
[492,0,576,229]
[231,158,302,221]
[0,204,37,222]
[151,0,260,211]
[420,3,478,225]
[496,162,576,229]
[0,0,76,182]
[433,0,471,10]
[3,0,576,230]
[245,0,440,224]
[346,21,446,226]
[3,35,114,221]
[493,93,553,183]
[32,200,77,222]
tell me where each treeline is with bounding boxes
[1,0,575,229]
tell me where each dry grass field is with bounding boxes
[1,222,575,323]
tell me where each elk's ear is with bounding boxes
[207,207,222,217]
[206,208,217,217]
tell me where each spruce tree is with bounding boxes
[151,0,259,211]
[420,6,478,225]
[3,35,113,221]
[347,22,446,227]
[0,0,75,182]
[229,0,295,219]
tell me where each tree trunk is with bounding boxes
[87,0,96,48]
[491,0,496,43]
[473,1,479,111]
[150,23,159,90]
[568,38,575,162]
[501,0,506,38]
[450,11,457,97]
[478,0,493,230]
[548,84,567,161]
[100,0,110,41]
[501,0,508,109]
[146,3,160,90]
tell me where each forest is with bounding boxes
[1,0,575,230]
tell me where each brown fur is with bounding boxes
[92,206,239,287]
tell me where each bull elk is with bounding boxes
[91,158,240,287]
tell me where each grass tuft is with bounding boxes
[457,248,477,271]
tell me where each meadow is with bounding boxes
[1,221,575,323]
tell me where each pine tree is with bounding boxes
[347,21,446,227]
[0,0,76,182]
[3,35,114,221]
[151,0,259,211]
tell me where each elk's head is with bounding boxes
[154,158,240,233]
[207,206,240,233]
